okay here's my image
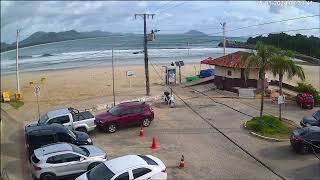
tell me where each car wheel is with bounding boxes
[40,173,56,180]
[76,127,87,133]
[142,118,151,127]
[88,162,101,171]
[107,124,117,133]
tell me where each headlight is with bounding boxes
[87,138,92,143]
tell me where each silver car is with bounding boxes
[31,142,107,180]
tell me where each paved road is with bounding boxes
[1,108,32,180]
[174,84,320,180]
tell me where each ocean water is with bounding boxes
[0,34,248,74]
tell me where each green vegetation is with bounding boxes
[269,49,305,119]
[247,33,320,59]
[296,82,320,105]
[8,100,24,109]
[241,42,277,120]
[246,115,292,139]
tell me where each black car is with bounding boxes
[290,126,320,154]
[25,123,92,158]
[300,110,320,127]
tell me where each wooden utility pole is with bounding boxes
[135,13,155,96]
[221,22,226,55]
[16,29,21,94]
[111,48,115,106]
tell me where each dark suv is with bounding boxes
[25,123,92,158]
[290,126,320,154]
[95,101,154,133]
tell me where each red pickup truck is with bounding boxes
[296,93,314,109]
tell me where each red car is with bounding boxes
[296,93,314,109]
[95,101,154,133]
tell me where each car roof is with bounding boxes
[26,123,66,135]
[104,155,147,173]
[301,126,320,133]
[34,143,73,159]
[47,108,70,118]
[118,101,146,108]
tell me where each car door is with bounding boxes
[45,154,67,176]
[118,109,135,127]
[309,132,320,148]
[130,107,145,125]
[61,153,89,175]
[132,167,152,180]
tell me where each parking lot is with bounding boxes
[1,84,320,180]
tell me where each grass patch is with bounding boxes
[246,115,292,139]
[8,100,24,109]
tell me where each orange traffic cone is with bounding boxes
[151,136,158,149]
[179,155,185,168]
[139,126,144,137]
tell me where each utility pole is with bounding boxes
[135,13,155,96]
[221,22,226,55]
[16,29,21,94]
[111,48,115,106]
[187,42,190,56]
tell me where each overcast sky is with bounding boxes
[1,1,319,43]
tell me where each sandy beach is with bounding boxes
[1,63,319,115]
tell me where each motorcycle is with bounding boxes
[164,91,175,108]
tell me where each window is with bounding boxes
[120,109,132,116]
[114,172,129,180]
[57,132,72,142]
[313,111,320,120]
[48,116,70,124]
[62,153,81,162]
[29,134,55,145]
[137,155,158,165]
[109,106,122,116]
[132,107,143,114]
[47,155,63,164]
[132,168,151,179]
[87,164,115,180]
[227,70,232,76]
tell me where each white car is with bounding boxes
[31,143,107,180]
[76,155,167,180]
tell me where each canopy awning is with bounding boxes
[200,57,214,64]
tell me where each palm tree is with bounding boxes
[241,42,277,121]
[270,50,305,120]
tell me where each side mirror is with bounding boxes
[80,157,85,161]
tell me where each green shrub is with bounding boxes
[296,82,320,105]
[246,115,291,138]
[8,100,24,109]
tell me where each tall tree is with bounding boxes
[241,42,277,121]
[270,50,305,120]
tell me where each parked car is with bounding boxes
[76,154,167,180]
[300,110,320,127]
[31,142,107,180]
[296,93,314,109]
[95,102,154,133]
[290,126,320,154]
[25,123,92,158]
[26,107,96,133]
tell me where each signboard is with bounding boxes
[126,70,135,77]
[278,95,285,104]
[34,85,40,96]
[175,61,185,67]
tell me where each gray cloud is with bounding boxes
[1,1,319,43]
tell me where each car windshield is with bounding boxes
[70,144,89,157]
[38,114,49,124]
[68,129,77,139]
[87,163,115,180]
[312,111,320,120]
[108,106,122,116]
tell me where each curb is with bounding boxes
[243,121,290,142]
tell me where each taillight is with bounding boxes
[33,165,42,171]
[161,168,166,173]
[295,136,302,143]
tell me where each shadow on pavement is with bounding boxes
[292,162,320,180]
[258,144,316,161]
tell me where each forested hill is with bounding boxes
[247,33,320,59]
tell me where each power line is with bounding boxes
[148,60,286,180]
